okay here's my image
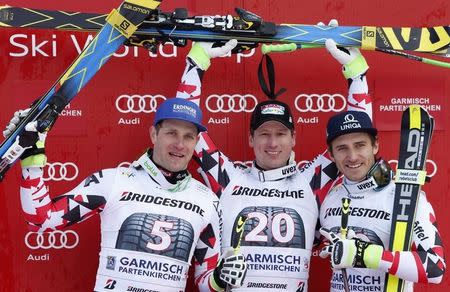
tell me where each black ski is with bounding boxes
[385,105,434,292]
[0,5,449,57]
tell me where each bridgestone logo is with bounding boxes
[324,207,390,220]
[120,192,204,216]
[247,282,287,289]
[231,186,304,199]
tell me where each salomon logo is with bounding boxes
[104,279,117,290]
[120,20,130,31]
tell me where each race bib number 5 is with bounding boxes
[115,213,194,262]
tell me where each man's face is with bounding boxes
[329,132,379,182]
[150,119,199,172]
[249,121,295,170]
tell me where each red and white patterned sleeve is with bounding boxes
[194,198,223,291]
[377,192,445,284]
[346,71,373,119]
[20,165,112,231]
[176,57,204,105]
[176,54,241,198]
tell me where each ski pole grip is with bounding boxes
[231,215,247,254]
[340,198,351,238]
[262,43,297,54]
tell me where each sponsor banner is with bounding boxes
[24,230,79,250]
[43,161,79,181]
[330,270,385,292]
[205,93,258,113]
[115,94,166,126]
[240,246,310,278]
[389,159,437,178]
[238,246,310,291]
[24,230,80,263]
[98,248,188,290]
[294,93,347,124]
[374,76,445,130]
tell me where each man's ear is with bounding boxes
[291,130,296,148]
[373,139,379,156]
[150,126,157,145]
[327,147,335,162]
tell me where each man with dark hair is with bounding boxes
[174,31,374,289]
[319,110,445,291]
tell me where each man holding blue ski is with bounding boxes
[4,98,247,291]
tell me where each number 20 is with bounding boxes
[245,212,295,243]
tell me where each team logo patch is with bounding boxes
[173,104,197,117]
[261,104,285,115]
[106,256,116,270]
[340,113,362,130]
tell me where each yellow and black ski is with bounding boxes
[0,0,162,181]
[385,105,434,292]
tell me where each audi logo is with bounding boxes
[43,162,79,181]
[389,159,437,178]
[115,94,166,113]
[24,230,79,250]
[205,94,258,113]
[295,94,346,113]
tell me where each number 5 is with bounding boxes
[147,221,174,251]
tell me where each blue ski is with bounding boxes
[0,0,162,181]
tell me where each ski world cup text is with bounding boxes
[8,33,254,62]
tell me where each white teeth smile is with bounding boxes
[170,153,183,158]
[267,151,280,155]
[347,163,362,169]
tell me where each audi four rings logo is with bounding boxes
[115,94,166,113]
[389,159,437,178]
[24,230,79,249]
[44,162,79,181]
[206,94,258,113]
[295,94,346,113]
